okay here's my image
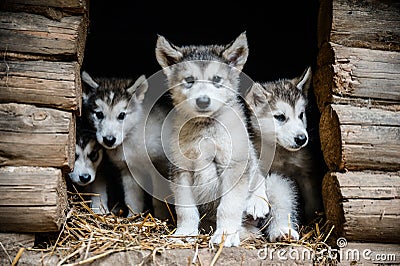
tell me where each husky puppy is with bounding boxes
[155,32,270,247]
[69,117,127,215]
[81,72,171,218]
[245,67,324,231]
[81,73,148,216]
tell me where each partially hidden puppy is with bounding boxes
[155,32,270,247]
[81,72,172,218]
[69,116,127,216]
[245,67,324,240]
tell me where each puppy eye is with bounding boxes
[212,75,223,88]
[183,76,195,88]
[75,153,79,160]
[274,114,286,122]
[95,111,104,120]
[299,112,304,120]
[118,112,126,120]
[88,151,99,162]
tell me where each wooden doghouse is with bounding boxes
[316,0,400,243]
[0,0,88,233]
[0,0,399,263]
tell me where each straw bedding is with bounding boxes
[32,191,338,265]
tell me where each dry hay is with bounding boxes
[31,192,338,265]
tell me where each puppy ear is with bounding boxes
[81,71,99,101]
[222,32,249,71]
[294,66,312,96]
[127,75,148,103]
[245,82,271,108]
[155,35,183,75]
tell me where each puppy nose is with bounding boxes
[79,174,91,184]
[196,96,210,109]
[294,134,307,146]
[103,135,116,147]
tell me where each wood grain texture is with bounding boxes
[314,42,400,112]
[0,166,67,232]
[318,0,400,51]
[1,0,88,13]
[0,60,81,112]
[0,0,88,22]
[0,11,88,64]
[0,103,75,170]
[320,104,400,171]
[322,171,400,243]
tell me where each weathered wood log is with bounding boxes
[0,166,67,232]
[1,0,88,18]
[320,104,400,171]
[314,42,400,112]
[317,0,400,51]
[322,171,400,243]
[0,103,75,170]
[0,11,88,64]
[0,60,82,112]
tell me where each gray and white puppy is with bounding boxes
[155,32,270,247]
[245,67,323,238]
[81,72,170,218]
[69,116,127,215]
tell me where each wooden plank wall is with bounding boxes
[316,0,400,243]
[0,0,88,232]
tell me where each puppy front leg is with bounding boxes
[211,176,247,247]
[265,173,299,242]
[246,172,270,219]
[246,158,270,219]
[173,171,199,238]
[120,168,144,216]
[88,175,109,214]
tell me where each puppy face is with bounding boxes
[246,67,312,151]
[168,60,239,116]
[155,33,249,117]
[91,97,132,149]
[272,96,308,151]
[69,138,103,186]
[82,72,148,149]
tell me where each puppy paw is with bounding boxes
[170,236,196,244]
[268,226,299,242]
[211,228,240,247]
[170,227,198,244]
[246,195,270,219]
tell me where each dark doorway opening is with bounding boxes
[81,0,326,224]
[82,1,319,82]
